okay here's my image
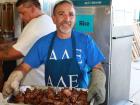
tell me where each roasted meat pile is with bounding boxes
[14,87,88,105]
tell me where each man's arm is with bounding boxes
[2,62,31,97]
[0,39,16,50]
[15,62,31,75]
[0,39,23,60]
[0,47,23,60]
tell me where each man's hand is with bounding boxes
[2,70,24,97]
[88,66,106,105]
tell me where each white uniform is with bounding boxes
[13,14,56,86]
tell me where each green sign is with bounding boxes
[75,15,94,33]
[72,0,111,6]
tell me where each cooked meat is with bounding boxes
[14,87,88,105]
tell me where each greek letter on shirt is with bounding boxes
[49,49,82,62]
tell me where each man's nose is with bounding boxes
[64,14,70,21]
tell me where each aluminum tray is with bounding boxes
[6,86,94,105]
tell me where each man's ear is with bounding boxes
[52,15,56,24]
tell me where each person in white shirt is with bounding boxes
[0,0,56,86]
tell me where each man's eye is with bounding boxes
[70,13,74,16]
[58,13,64,15]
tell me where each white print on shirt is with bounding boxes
[46,75,79,88]
[47,76,53,86]
[50,50,57,60]
[68,75,78,88]
[76,49,82,64]
[62,49,70,59]
[49,49,82,64]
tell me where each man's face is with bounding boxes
[52,3,76,34]
[17,4,33,23]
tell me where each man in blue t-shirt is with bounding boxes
[2,0,106,104]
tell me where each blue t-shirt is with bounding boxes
[24,30,105,71]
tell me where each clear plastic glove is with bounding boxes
[2,70,24,98]
[88,69,106,105]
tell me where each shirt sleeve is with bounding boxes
[13,23,40,56]
[23,40,43,68]
[86,35,105,67]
